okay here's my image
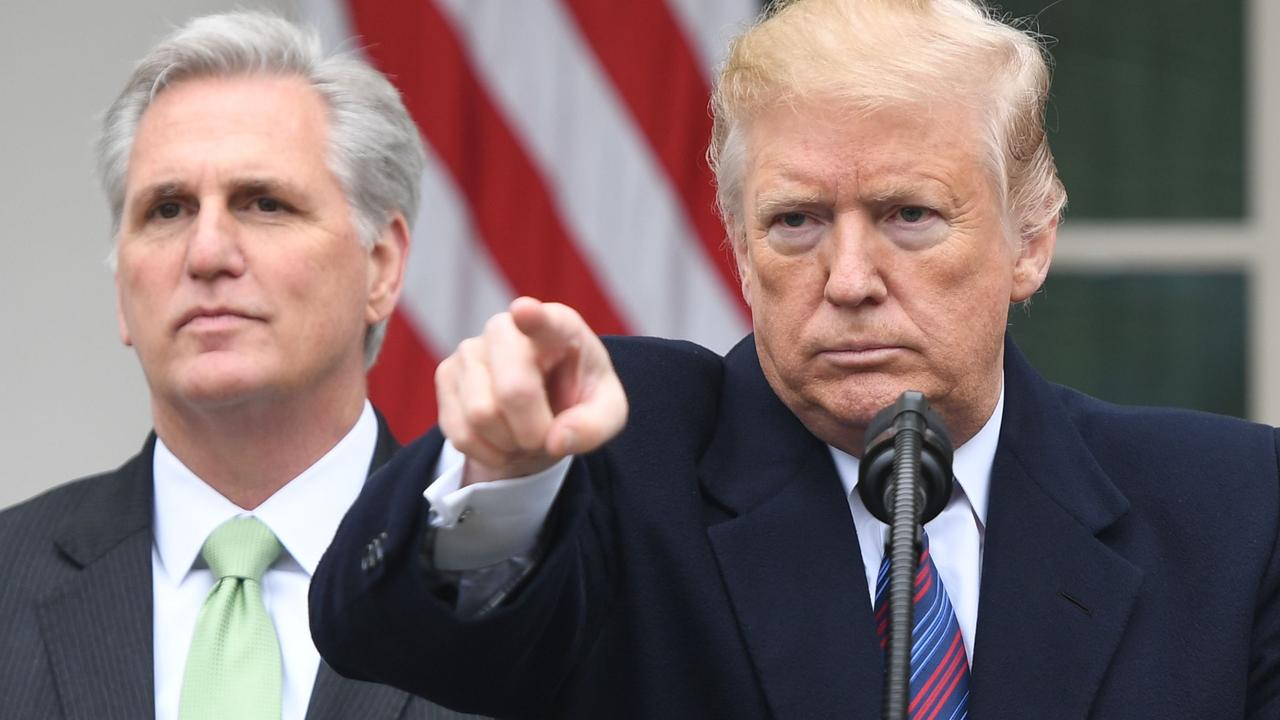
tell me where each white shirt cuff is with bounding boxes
[423,440,571,571]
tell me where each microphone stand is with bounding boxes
[858,392,954,720]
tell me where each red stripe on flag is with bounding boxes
[368,309,441,442]
[563,0,748,319]
[348,0,631,336]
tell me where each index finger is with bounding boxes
[509,297,591,372]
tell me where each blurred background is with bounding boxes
[3,0,1276,509]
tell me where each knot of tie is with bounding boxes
[181,515,285,720]
[201,517,282,581]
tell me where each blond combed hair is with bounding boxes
[709,0,1067,248]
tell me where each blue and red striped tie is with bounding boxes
[873,532,970,720]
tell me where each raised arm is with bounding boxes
[311,298,631,715]
[435,296,628,485]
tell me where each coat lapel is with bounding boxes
[698,337,1144,718]
[700,339,883,719]
[37,439,156,720]
[968,341,1142,718]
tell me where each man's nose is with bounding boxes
[823,215,888,307]
[184,204,246,279]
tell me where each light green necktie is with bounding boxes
[179,516,284,720]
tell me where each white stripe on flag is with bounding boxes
[665,0,760,81]
[302,0,513,354]
[435,0,749,352]
[401,142,517,352]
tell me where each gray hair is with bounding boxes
[98,11,426,367]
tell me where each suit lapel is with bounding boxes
[368,408,402,473]
[37,439,156,720]
[304,411,416,720]
[968,341,1142,719]
[34,414,407,720]
[700,339,883,719]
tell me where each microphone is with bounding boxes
[857,391,954,720]
[858,390,954,526]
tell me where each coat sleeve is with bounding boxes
[309,336,725,716]
[309,426,617,717]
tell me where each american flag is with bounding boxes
[301,0,759,440]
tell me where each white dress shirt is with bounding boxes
[829,387,1001,661]
[151,401,378,720]
[427,388,1003,662]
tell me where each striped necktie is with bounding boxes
[873,532,970,720]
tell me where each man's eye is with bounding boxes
[778,212,808,228]
[897,207,929,223]
[255,197,283,212]
[152,201,182,220]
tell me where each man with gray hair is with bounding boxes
[312,0,1280,717]
[0,12,473,720]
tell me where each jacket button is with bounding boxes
[361,537,382,572]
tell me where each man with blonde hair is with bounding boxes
[0,11,475,720]
[312,0,1280,717]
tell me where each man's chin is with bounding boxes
[164,361,274,410]
[795,379,929,451]
[830,376,922,417]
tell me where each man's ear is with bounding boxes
[1010,218,1057,303]
[115,273,133,347]
[731,231,753,308]
[365,214,409,325]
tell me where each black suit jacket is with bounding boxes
[311,337,1280,718]
[0,414,477,720]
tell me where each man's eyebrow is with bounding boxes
[225,177,307,199]
[753,188,826,216]
[130,181,185,208]
[229,177,286,193]
[863,177,958,206]
[129,177,304,205]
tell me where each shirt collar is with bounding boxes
[152,401,378,583]
[829,382,1003,529]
